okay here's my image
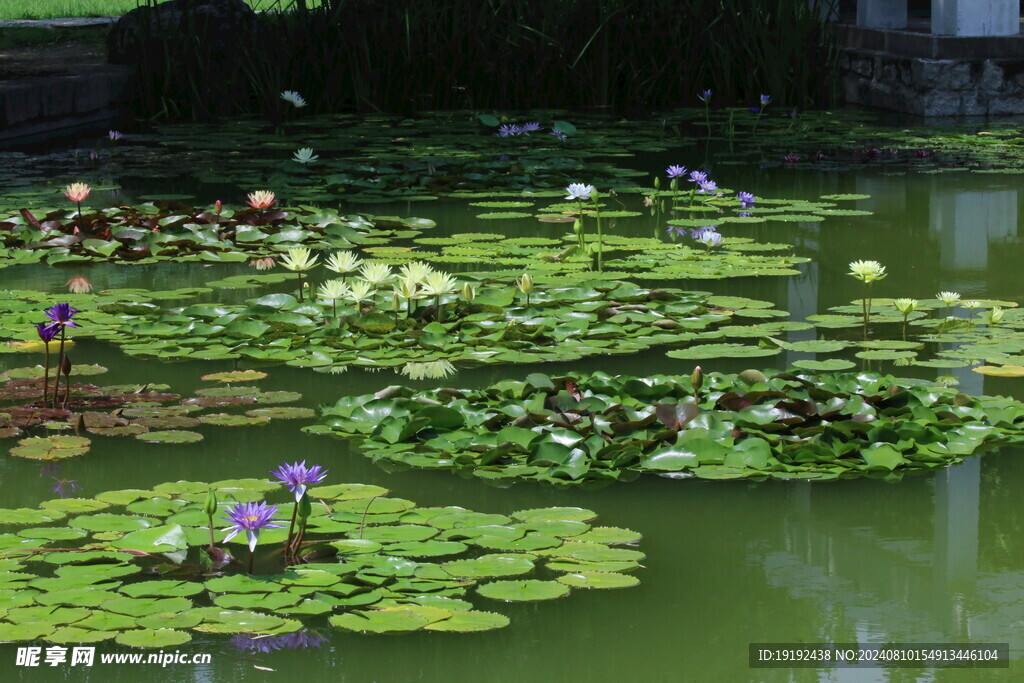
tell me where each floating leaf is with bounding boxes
[555,572,640,589]
[476,580,570,601]
[10,435,90,460]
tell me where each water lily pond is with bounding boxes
[2,110,1024,680]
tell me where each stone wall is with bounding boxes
[0,66,132,144]
[841,48,1024,116]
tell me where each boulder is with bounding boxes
[107,0,261,66]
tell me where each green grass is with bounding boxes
[0,1,326,21]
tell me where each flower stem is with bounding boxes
[41,344,50,408]
[296,272,304,301]
[247,547,255,574]
[285,503,298,554]
[52,327,66,406]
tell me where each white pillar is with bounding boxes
[858,0,908,29]
[932,0,1020,36]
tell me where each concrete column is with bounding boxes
[932,0,1020,36]
[858,0,908,29]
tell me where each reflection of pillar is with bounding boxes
[930,188,1017,272]
[856,175,907,218]
[858,0,908,29]
[932,363,981,591]
[932,0,1020,36]
[787,263,818,366]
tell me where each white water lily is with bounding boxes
[565,183,595,201]
[985,306,1005,325]
[346,280,374,307]
[325,251,361,275]
[317,279,350,302]
[565,183,596,201]
[292,147,319,164]
[280,90,307,108]
[318,279,349,318]
[961,301,983,310]
[398,261,434,285]
[359,262,394,287]
[848,260,886,283]
[892,298,918,314]
[397,277,420,300]
[280,247,318,272]
[420,271,459,298]
[936,291,961,306]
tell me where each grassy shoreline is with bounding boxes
[0,1,327,22]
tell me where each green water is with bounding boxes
[2,157,1024,681]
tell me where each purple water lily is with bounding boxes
[497,123,521,137]
[51,478,80,498]
[271,461,328,501]
[698,89,712,103]
[223,501,283,552]
[550,128,568,142]
[688,170,707,184]
[697,179,718,194]
[36,323,59,343]
[232,630,328,653]
[666,165,687,178]
[760,94,772,107]
[43,303,79,334]
[738,191,755,208]
[520,121,541,134]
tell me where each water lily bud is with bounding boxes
[214,200,223,215]
[461,283,476,303]
[573,218,583,235]
[989,306,1005,324]
[691,365,703,394]
[590,189,600,204]
[670,178,679,192]
[391,290,402,312]
[204,488,217,518]
[517,273,533,295]
[653,177,661,191]
[297,492,312,521]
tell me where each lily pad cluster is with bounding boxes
[0,367,311,459]
[0,283,738,370]
[366,232,809,282]
[0,204,434,267]
[308,370,1024,484]
[0,480,642,644]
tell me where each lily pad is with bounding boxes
[476,580,570,601]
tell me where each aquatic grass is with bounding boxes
[125,0,840,120]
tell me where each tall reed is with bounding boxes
[127,0,841,119]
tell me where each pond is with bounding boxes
[0,113,1022,681]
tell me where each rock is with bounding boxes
[106,0,261,66]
